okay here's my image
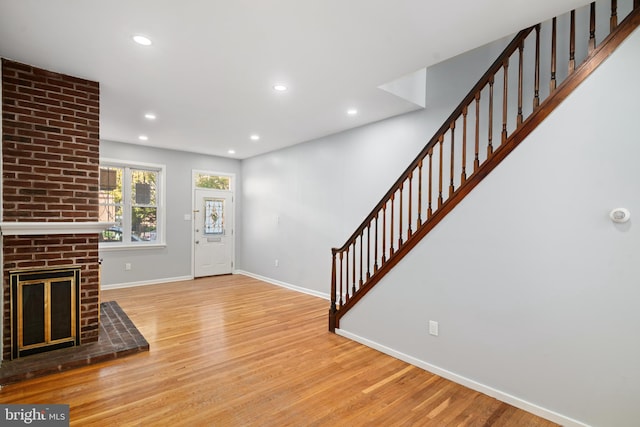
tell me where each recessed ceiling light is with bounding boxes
[250,134,260,141]
[144,113,156,120]
[138,135,149,141]
[133,35,152,46]
[228,149,236,154]
[273,84,288,92]
[347,109,358,116]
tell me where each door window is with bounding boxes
[204,198,225,235]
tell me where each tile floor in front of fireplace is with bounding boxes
[0,301,148,386]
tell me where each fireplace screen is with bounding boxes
[11,267,81,359]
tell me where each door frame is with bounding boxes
[190,170,236,278]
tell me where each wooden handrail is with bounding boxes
[330,0,640,332]
[332,27,534,254]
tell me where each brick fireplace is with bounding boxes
[1,59,104,360]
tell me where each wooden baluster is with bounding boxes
[339,251,344,306]
[438,135,444,208]
[589,2,596,53]
[330,249,337,314]
[408,172,413,238]
[449,123,455,197]
[345,247,349,301]
[398,183,403,247]
[382,204,386,264]
[461,106,468,183]
[488,76,494,156]
[359,232,363,289]
[417,160,423,227]
[611,0,618,31]
[535,24,541,106]
[517,42,524,125]
[569,10,576,73]
[550,20,557,92]
[390,193,395,255]
[474,93,480,171]
[428,148,433,218]
[374,213,379,272]
[351,244,356,296]
[501,59,508,144]
[366,224,371,280]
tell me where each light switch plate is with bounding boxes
[429,320,439,336]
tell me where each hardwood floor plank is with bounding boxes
[0,275,558,426]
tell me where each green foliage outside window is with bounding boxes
[195,174,230,190]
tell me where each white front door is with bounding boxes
[194,189,234,277]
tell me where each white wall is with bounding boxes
[99,140,241,287]
[340,27,640,427]
[238,38,507,295]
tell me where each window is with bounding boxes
[99,160,165,247]
[204,198,225,234]
[194,172,230,190]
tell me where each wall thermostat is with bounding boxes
[609,208,630,223]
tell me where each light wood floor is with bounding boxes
[0,275,558,426]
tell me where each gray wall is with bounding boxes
[238,38,507,295]
[99,140,241,287]
[341,27,640,427]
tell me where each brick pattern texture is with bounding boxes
[1,59,100,359]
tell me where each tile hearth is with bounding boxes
[0,301,148,386]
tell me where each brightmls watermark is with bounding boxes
[1,405,69,426]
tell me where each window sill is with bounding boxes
[99,243,167,252]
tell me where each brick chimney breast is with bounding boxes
[2,59,100,360]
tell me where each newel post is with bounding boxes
[329,248,338,332]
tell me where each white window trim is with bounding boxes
[100,158,166,250]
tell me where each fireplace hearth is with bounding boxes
[0,301,149,385]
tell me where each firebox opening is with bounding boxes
[10,267,81,359]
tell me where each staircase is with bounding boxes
[329,0,640,332]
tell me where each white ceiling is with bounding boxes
[0,0,588,159]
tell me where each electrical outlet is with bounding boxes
[274,259,279,267]
[125,263,132,271]
[429,320,439,336]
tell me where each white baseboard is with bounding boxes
[336,328,590,427]
[235,270,330,301]
[101,275,193,290]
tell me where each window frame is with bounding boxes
[99,158,166,250]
